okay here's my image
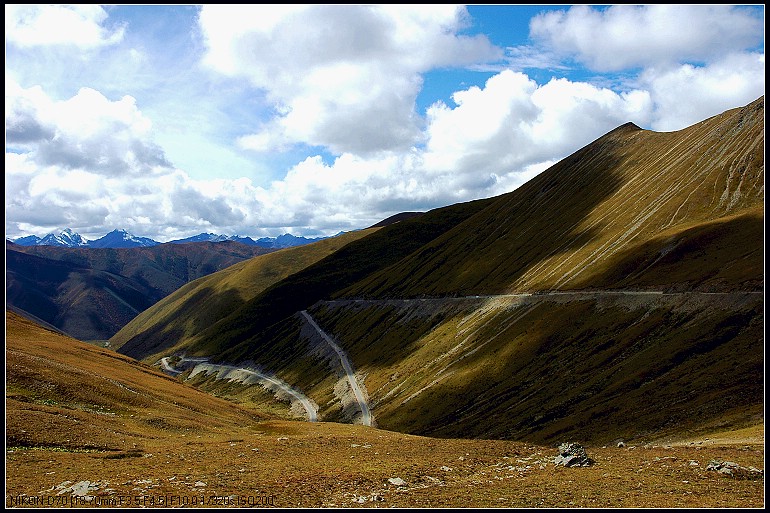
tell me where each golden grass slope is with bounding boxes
[114,197,494,361]
[6,310,268,454]
[341,97,764,298]
[5,311,764,508]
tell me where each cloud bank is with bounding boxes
[5,5,765,241]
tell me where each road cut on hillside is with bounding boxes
[159,357,318,422]
[301,310,374,427]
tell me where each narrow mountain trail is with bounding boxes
[326,290,762,305]
[159,357,318,422]
[316,289,761,410]
[159,290,757,429]
[300,310,374,427]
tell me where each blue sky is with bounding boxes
[5,5,765,241]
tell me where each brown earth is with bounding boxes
[5,310,764,508]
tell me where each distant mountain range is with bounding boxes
[6,239,274,341]
[168,232,331,248]
[9,228,331,249]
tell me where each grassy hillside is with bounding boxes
[112,228,383,356]
[115,198,493,360]
[10,240,273,293]
[6,241,272,341]
[5,310,267,453]
[6,310,764,508]
[304,292,763,444]
[340,97,764,297]
[112,97,763,447]
[6,248,159,341]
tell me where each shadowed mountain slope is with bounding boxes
[111,228,384,355]
[113,98,764,445]
[6,241,272,341]
[114,199,494,359]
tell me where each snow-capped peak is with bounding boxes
[27,228,90,247]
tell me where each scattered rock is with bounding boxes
[553,443,594,467]
[352,494,385,503]
[72,484,92,497]
[440,466,452,472]
[617,441,626,448]
[193,481,207,488]
[706,460,764,480]
[56,480,100,497]
[387,477,406,487]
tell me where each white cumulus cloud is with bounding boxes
[5,4,125,49]
[6,78,171,177]
[530,5,764,71]
[198,4,501,155]
[639,52,766,131]
[422,70,653,193]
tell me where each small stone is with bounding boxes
[388,477,406,486]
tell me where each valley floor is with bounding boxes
[5,420,764,508]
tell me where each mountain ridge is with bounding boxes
[9,228,334,249]
[111,96,764,445]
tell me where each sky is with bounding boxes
[5,4,765,242]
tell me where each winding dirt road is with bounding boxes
[301,310,373,427]
[159,357,318,422]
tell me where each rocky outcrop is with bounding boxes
[706,460,763,480]
[553,443,594,467]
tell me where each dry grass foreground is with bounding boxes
[5,310,764,508]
